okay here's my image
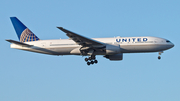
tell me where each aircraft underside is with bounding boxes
[10,43,173,65]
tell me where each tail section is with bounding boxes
[10,17,40,42]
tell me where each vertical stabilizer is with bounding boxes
[10,17,40,42]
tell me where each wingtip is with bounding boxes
[57,27,63,29]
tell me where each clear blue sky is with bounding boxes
[0,0,179,101]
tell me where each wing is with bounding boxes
[57,27,104,47]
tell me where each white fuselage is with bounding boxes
[10,36,174,56]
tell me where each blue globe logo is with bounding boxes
[20,28,40,42]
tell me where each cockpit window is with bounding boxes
[166,40,171,43]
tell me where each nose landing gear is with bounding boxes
[158,56,161,60]
[158,51,163,60]
[85,55,98,66]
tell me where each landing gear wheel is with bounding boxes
[94,60,98,64]
[158,56,161,60]
[85,58,88,62]
[91,61,94,64]
[87,62,91,66]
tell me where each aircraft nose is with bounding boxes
[171,43,174,48]
[168,43,174,49]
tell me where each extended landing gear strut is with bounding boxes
[158,51,163,60]
[85,55,98,66]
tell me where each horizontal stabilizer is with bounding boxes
[6,39,33,47]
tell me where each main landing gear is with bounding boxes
[158,51,163,60]
[85,55,98,66]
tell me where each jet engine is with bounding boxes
[104,53,123,60]
[106,44,121,55]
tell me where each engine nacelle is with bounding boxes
[106,44,121,55]
[104,53,123,61]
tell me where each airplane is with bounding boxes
[6,17,174,65]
